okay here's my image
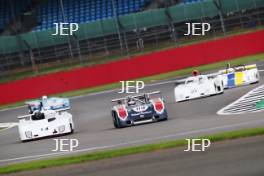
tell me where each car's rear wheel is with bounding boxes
[163,117,168,121]
[113,112,124,128]
[113,116,119,128]
[157,114,168,122]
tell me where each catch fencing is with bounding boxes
[0,0,264,77]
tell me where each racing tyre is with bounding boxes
[113,112,124,128]
[70,124,74,134]
[214,83,222,93]
[160,116,168,121]
[113,116,119,128]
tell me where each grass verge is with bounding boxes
[1,126,264,174]
[1,52,264,110]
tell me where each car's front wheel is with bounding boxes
[70,124,74,134]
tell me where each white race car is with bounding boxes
[218,64,259,89]
[174,73,224,102]
[18,108,74,142]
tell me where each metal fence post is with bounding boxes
[165,7,178,46]
[59,0,74,59]
[214,0,226,35]
[29,48,38,73]
[111,0,124,53]
[235,0,243,29]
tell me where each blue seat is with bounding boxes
[0,0,32,29]
[33,0,149,31]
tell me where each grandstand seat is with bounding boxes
[182,0,205,4]
[33,0,150,32]
[0,0,31,30]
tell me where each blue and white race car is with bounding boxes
[111,91,168,128]
[26,96,70,114]
[218,64,259,89]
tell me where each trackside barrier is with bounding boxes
[0,30,264,105]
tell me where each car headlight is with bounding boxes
[25,131,32,138]
[58,125,65,133]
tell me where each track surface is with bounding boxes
[5,136,264,176]
[1,63,264,166]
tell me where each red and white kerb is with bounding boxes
[115,105,128,120]
[151,98,165,113]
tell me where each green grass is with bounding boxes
[1,126,264,174]
[1,52,264,110]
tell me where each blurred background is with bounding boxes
[0,0,263,81]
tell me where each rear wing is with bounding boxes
[236,64,257,70]
[17,108,70,119]
[219,64,257,74]
[207,72,221,79]
[175,78,186,86]
[111,97,127,103]
[245,64,257,69]
[25,100,40,106]
[111,91,162,103]
[175,73,221,86]
[56,108,70,112]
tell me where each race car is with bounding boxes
[111,91,168,128]
[26,96,70,114]
[174,71,224,102]
[218,64,259,89]
[17,108,74,142]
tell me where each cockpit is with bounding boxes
[31,112,45,121]
[126,95,149,106]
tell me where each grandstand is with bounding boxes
[34,0,149,31]
[0,0,31,30]
[0,0,263,78]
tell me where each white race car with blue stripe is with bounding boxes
[218,64,259,89]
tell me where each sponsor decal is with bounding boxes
[116,105,128,120]
[132,105,148,112]
[131,111,152,117]
[235,72,244,86]
[151,98,164,113]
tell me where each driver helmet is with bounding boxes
[41,96,49,110]
[42,95,48,101]
[192,70,200,76]
[127,97,135,106]
[128,100,136,106]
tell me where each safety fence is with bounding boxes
[0,0,264,76]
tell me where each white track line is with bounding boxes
[1,119,264,164]
[0,79,178,112]
[0,123,18,128]
[217,84,264,115]
[0,123,18,131]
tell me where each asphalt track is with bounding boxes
[1,63,264,166]
[5,135,264,176]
